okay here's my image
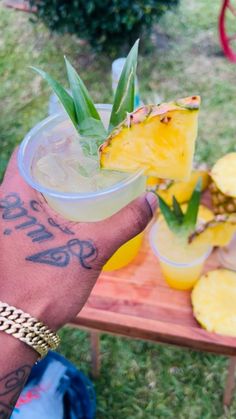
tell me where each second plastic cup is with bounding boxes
[149,221,212,290]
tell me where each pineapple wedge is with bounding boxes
[210,153,236,214]
[192,269,236,337]
[211,153,236,197]
[189,214,236,247]
[194,204,214,223]
[158,170,209,205]
[100,96,200,181]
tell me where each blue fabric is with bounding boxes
[12,351,96,419]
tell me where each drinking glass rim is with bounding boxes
[149,220,212,267]
[18,108,144,200]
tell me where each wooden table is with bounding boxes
[70,234,236,406]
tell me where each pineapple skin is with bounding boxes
[209,180,236,215]
[189,212,236,247]
[210,153,236,214]
[100,96,200,181]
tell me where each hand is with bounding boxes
[0,150,157,331]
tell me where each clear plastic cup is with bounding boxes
[217,233,236,270]
[149,221,212,290]
[18,106,145,222]
[18,105,146,270]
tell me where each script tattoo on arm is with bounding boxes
[0,192,98,269]
[0,365,31,418]
[47,217,75,235]
[26,238,98,268]
[0,193,54,243]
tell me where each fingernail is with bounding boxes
[145,192,158,215]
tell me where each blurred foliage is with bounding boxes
[29,0,179,54]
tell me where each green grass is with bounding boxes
[1,0,236,417]
[59,328,233,419]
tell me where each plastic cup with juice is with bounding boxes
[149,219,212,290]
[18,105,146,270]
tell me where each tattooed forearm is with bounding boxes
[0,192,98,269]
[29,200,41,212]
[26,238,98,268]
[0,193,53,243]
[0,365,31,418]
[47,217,74,235]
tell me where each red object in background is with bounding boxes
[4,0,36,13]
[4,0,236,63]
[219,0,236,62]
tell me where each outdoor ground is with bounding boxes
[1,0,236,417]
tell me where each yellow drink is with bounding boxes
[103,232,143,271]
[150,220,212,290]
[158,260,205,290]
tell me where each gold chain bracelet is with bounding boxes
[0,301,60,359]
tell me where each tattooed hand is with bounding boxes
[0,150,157,331]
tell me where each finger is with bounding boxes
[98,192,158,257]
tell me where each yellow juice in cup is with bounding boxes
[150,220,212,290]
[158,259,205,290]
[103,232,143,271]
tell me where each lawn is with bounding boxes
[1,0,236,417]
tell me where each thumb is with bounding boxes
[99,192,158,258]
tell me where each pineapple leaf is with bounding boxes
[158,194,180,234]
[30,66,77,129]
[183,179,202,232]
[109,39,139,131]
[172,196,184,223]
[64,57,102,124]
[64,57,107,154]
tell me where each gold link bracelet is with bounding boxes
[0,301,60,359]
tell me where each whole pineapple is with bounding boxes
[210,153,236,215]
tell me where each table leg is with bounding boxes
[90,331,101,378]
[223,357,236,406]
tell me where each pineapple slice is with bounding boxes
[210,153,236,214]
[192,269,236,337]
[211,153,236,197]
[158,170,209,205]
[196,205,214,223]
[189,214,236,247]
[100,96,200,181]
[146,176,166,191]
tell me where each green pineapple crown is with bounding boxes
[30,40,139,157]
[158,179,202,237]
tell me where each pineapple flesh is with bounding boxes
[210,153,236,214]
[189,213,236,247]
[192,269,236,337]
[158,170,209,205]
[100,96,200,181]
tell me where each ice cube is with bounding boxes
[94,170,127,190]
[63,166,96,193]
[35,153,66,187]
